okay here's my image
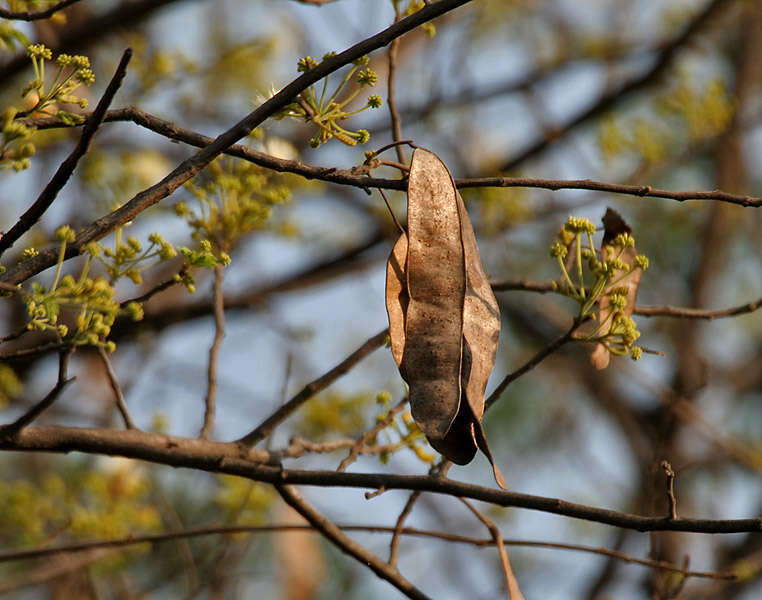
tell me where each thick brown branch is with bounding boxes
[1,425,760,533]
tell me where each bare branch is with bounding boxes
[26,107,762,207]
[337,396,407,472]
[460,498,525,600]
[237,328,389,446]
[1,425,760,533]
[661,461,678,520]
[389,491,421,567]
[97,346,136,430]
[0,350,73,436]
[485,317,584,411]
[200,265,225,439]
[0,522,738,581]
[276,484,431,600]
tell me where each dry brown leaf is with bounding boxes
[385,147,505,488]
[590,208,643,370]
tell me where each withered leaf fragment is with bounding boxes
[590,208,643,369]
[385,148,505,488]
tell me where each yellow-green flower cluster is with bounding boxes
[21,226,146,351]
[22,43,94,123]
[373,392,435,465]
[179,156,292,257]
[267,53,382,148]
[550,214,650,361]
[93,229,177,285]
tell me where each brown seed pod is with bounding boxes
[385,147,505,489]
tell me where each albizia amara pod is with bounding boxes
[385,147,505,489]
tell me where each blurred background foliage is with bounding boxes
[0,0,761,598]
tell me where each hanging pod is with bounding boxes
[385,147,505,489]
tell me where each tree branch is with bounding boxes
[0,425,760,533]
[27,106,762,207]
[276,484,431,600]
[0,0,84,21]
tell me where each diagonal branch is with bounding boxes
[0,350,73,436]
[498,0,732,171]
[0,48,133,257]
[0,0,84,21]
[460,498,525,599]
[276,484,431,600]
[237,328,389,446]
[0,0,473,286]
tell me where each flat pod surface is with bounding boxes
[400,148,466,441]
[384,147,504,488]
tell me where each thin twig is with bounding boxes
[0,522,737,580]
[0,350,73,436]
[0,48,133,257]
[97,347,136,429]
[337,397,408,472]
[237,328,388,446]
[387,6,406,164]
[389,490,421,567]
[661,461,678,520]
[119,266,187,307]
[201,265,226,439]
[378,188,407,236]
[0,0,83,21]
[460,498,525,600]
[276,484,431,600]
[485,317,584,411]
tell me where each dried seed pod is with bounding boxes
[385,147,505,488]
[590,208,643,369]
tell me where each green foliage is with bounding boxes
[93,228,177,285]
[373,392,435,465]
[263,53,381,148]
[20,227,144,351]
[0,43,94,170]
[0,20,28,52]
[598,74,734,167]
[0,364,22,409]
[178,155,294,254]
[214,475,276,526]
[0,459,161,547]
[298,391,372,440]
[23,43,94,119]
[0,106,35,170]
